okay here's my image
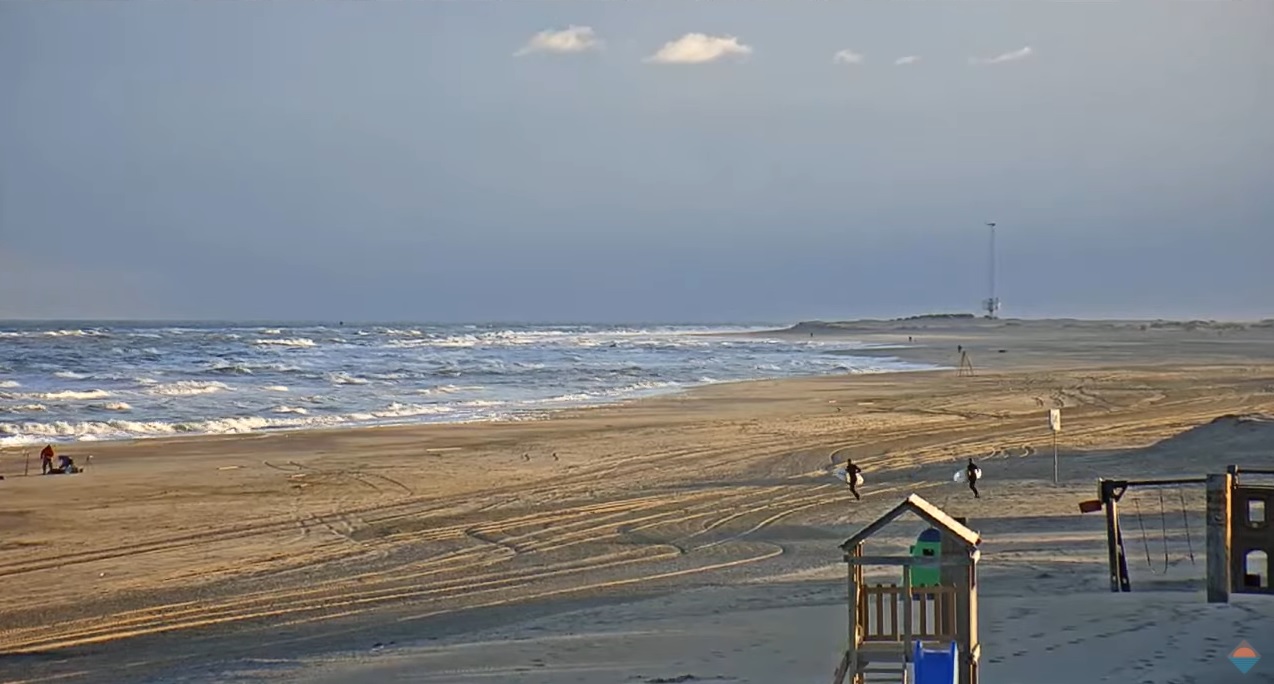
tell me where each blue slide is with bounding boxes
[913,641,958,684]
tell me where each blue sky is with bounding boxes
[2,1,1271,322]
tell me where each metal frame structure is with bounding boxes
[1083,466,1274,601]
[1092,476,1206,593]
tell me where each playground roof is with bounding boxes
[839,493,981,551]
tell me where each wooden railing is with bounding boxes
[857,584,957,642]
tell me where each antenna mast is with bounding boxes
[982,222,1000,319]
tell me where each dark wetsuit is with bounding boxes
[846,462,863,501]
[966,461,980,499]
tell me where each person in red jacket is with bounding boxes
[40,445,56,475]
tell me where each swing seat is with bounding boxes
[1078,499,1103,514]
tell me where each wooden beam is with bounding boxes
[902,565,914,663]
[1104,488,1122,593]
[843,555,973,567]
[845,543,861,684]
[1206,472,1233,603]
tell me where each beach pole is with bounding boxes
[1052,432,1058,486]
[24,450,30,477]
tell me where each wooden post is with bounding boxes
[845,543,861,684]
[1114,510,1130,592]
[966,553,979,684]
[1206,473,1233,603]
[939,518,965,635]
[952,555,978,684]
[903,565,914,664]
[1103,480,1123,593]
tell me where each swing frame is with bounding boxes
[1083,467,1274,601]
[1091,476,1206,593]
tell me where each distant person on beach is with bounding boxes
[845,459,863,501]
[965,458,981,499]
[40,445,55,475]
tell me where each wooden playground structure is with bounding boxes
[832,494,981,684]
[1081,465,1273,602]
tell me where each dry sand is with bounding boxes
[2,319,1274,683]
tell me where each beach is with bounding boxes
[2,318,1274,683]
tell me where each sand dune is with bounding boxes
[2,320,1273,683]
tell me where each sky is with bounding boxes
[2,1,1272,323]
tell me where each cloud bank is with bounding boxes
[645,33,753,64]
[515,25,602,57]
[833,49,865,65]
[970,46,1034,65]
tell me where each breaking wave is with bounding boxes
[0,322,942,446]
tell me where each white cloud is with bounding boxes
[894,55,921,66]
[514,25,602,57]
[833,49,865,65]
[645,33,753,65]
[970,46,1034,66]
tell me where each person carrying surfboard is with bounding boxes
[965,458,981,499]
[845,459,863,501]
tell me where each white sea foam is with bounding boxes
[4,404,48,413]
[148,381,230,396]
[42,329,105,337]
[254,338,317,348]
[39,389,113,401]
[0,322,943,445]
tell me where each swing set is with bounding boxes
[1080,476,1203,592]
[1081,467,1274,599]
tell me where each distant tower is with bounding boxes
[982,222,1001,319]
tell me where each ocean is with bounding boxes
[0,322,939,447]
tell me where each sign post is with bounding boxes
[1049,409,1062,485]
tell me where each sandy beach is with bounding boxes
[3,318,1274,684]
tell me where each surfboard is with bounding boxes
[831,468,863,487]
[954,467,982,483]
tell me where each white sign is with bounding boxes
[1049,409,1062,433]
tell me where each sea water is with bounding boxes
[0,322,938,446]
